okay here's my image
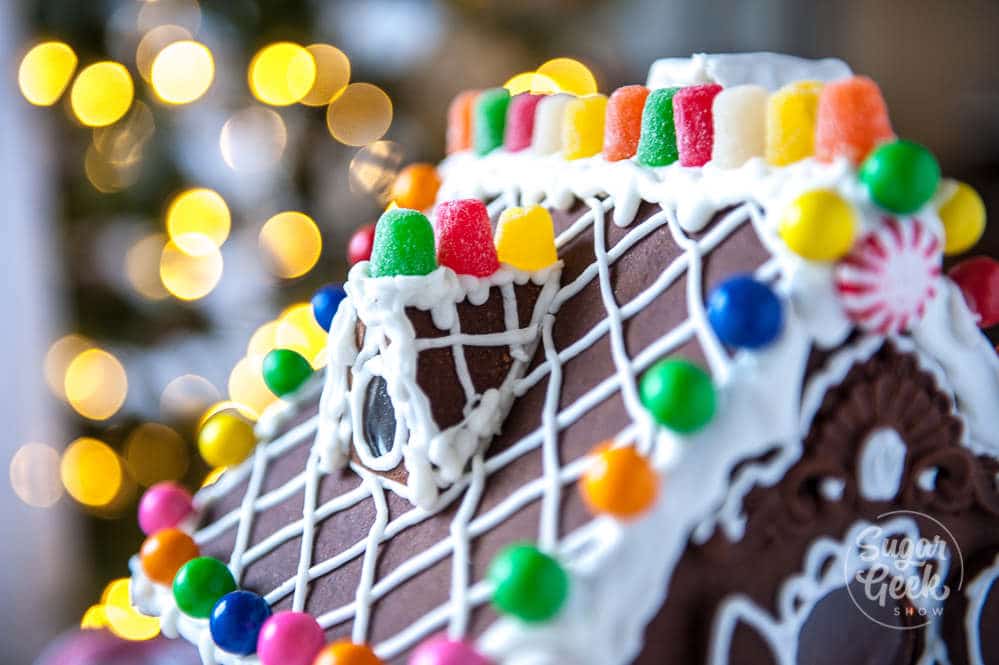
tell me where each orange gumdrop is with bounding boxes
[446,90,479,154]
[140,528,199,585]
[390,163,441,211]
[604,85,650,162]
[580,443,659,519]
[312,641,383,665]
[815,76,894,165]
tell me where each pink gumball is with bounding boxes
[409,635,492,665]
[138,482,194,535]
[256,611,324,665]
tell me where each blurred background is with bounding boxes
[2,0,997,663]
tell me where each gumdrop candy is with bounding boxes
[532,93,572,155]
[815,76,894,164]
[603,85,649,162]
[390,163,440,211]
[495,205,558,272]
[369,208,438,277]
[711,85,767,169]
[473,88,510,156]
[562,93,608,160]
[434,199,500,277]
[674,84,722,167]
[766,80,823,166]
[504,93,544,152]
[446,90,478,154]
[948,256,999,328]
[636,87,680,167]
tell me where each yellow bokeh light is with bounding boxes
[536,57,598,96]
[201,465,227,488]
[247,320,280,358]
[165,188,230,253]
[159,236,224,301]
[301,43,351,106]
[326,82,393,147]
[503,71,560,96]
[126,233,170,301]
[102,578,161,641]
[84,142,141,193]
[65,348,128,421]
[161,374,220,423]
[70,61,134,127]
[45,334,94,399]
[248,42,317,106]
[136,24,192,82]
[81,604,109,630]
[228,355,279,415]
[60,437,123,507]
[9,443,63,508]
[18,41,77,106]
[258,211,322,279]
[276,303,328,368]
[220,106,287,173]
[348,140,404,204]
[93,101,155,166]
[124,423,190,487]
[150,40,214,105]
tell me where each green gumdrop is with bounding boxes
[858,139,941,214]
[262,348,313,397]
[488,542,568,623]
[474,88,511,156]
[173,557,237,619]
[369,208,437,277]
[637,87,680,167]
[639,358,715,433]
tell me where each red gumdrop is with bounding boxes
[434,199,500,277]
[948,256,999,328]
[604,85,650,162]
[673,84,722,167]
[347,223,376,265]
[504,94,544,152]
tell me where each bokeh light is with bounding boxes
[125,233,170,301]
[248,42,317,106]
[101,578,161,640]
[300,43,351,106]
[247,320,280,358]
[136,0,201,34]
[70,61,134,127]
[199,400,258,429]
[348,140,404,204]
[165,188,230,253]
[220,106,287,173]
[9,443,63,508]
[503,71,559,96]
[64,348,129,421]
[84,142,141,193]
[135,24,192,82]
[150,40,214,105]
[159,236,224,301]
[60,437,124,507]
[536,57,598,95]
[276,303,328,368]
[326,82,393,146]
[160,374,220,423]
[18,41,77,106]
[93,100,155,165]
[228,356,278,415]
[45,334,94,400]
[124,423,189,487]
[258,211,322,279]
[81,605,108,630]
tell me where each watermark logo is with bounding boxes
[845,510,963,629]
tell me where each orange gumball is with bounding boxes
[140,528,199,585]
[580,443,659,519]
[389,163,440,212]
[313,641,383,665]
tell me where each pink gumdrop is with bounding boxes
[673,84,722,167]
[504,94,544,152]
[257,612,325,665]
[138,482,194,535]
[434,199,500,277]
[409,635,493,665]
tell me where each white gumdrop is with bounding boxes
[532,94,573,155]
[711,84,768,169]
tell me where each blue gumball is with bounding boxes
[209,590,271,655]
[311,283,347,332]
[707,275,783,349]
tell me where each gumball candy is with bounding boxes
[495,205,558,272]
[138,482,194,535]
[409,635,492,665]
[859,139,941,214]
[948,256,999,328]
[434,199,500,277]
[604,85,649,162]
[711,85,767,169]
[199,410,257,467]
[446,90,478,154]
[766,80,823,166]
[257,611,325,665]
[707,275,784,348]
[368,208,437,277]
[779,189,858,262]
[639,358,715,433]
[939,181,986,255]
[347,223,376,265]
[263,348,314,397]
[390,163,441,212]
[313,640,383,665]
[487,543,568,622]
[815,76,894,165]
[580,443,659,519]
[173,556,237,618]
[140,527,199,585]
[210,590,272,655]
[673,84,722,167]
[637,87,680,167]
[562,93,608,160]
[504,93,544,152]
[473,88,511,156]
[312,284,347,332]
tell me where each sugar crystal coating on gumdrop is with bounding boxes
[673,84,722,167]
[711,84,767,169]
[504,93,544,152]
[815,76,894,165]
[434,199,500,277]
[637,87,680,167]
[604,85,649,162]
[473,88,510,156]
[766,80,823,166]
[495,205,558,272]
[562,93,608,160]
[369,208,438,277]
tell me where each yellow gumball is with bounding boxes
[779,189,857,262]
[198,411,257,467]
[939,181,985,255]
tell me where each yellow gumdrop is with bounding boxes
[766,81,823,166]
[562,94,607,160]
[779,189,857,261]
[198,411,257,467]
[939,181,985,255]
[495,205,558,272]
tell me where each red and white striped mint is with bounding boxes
[834,217,942,334]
